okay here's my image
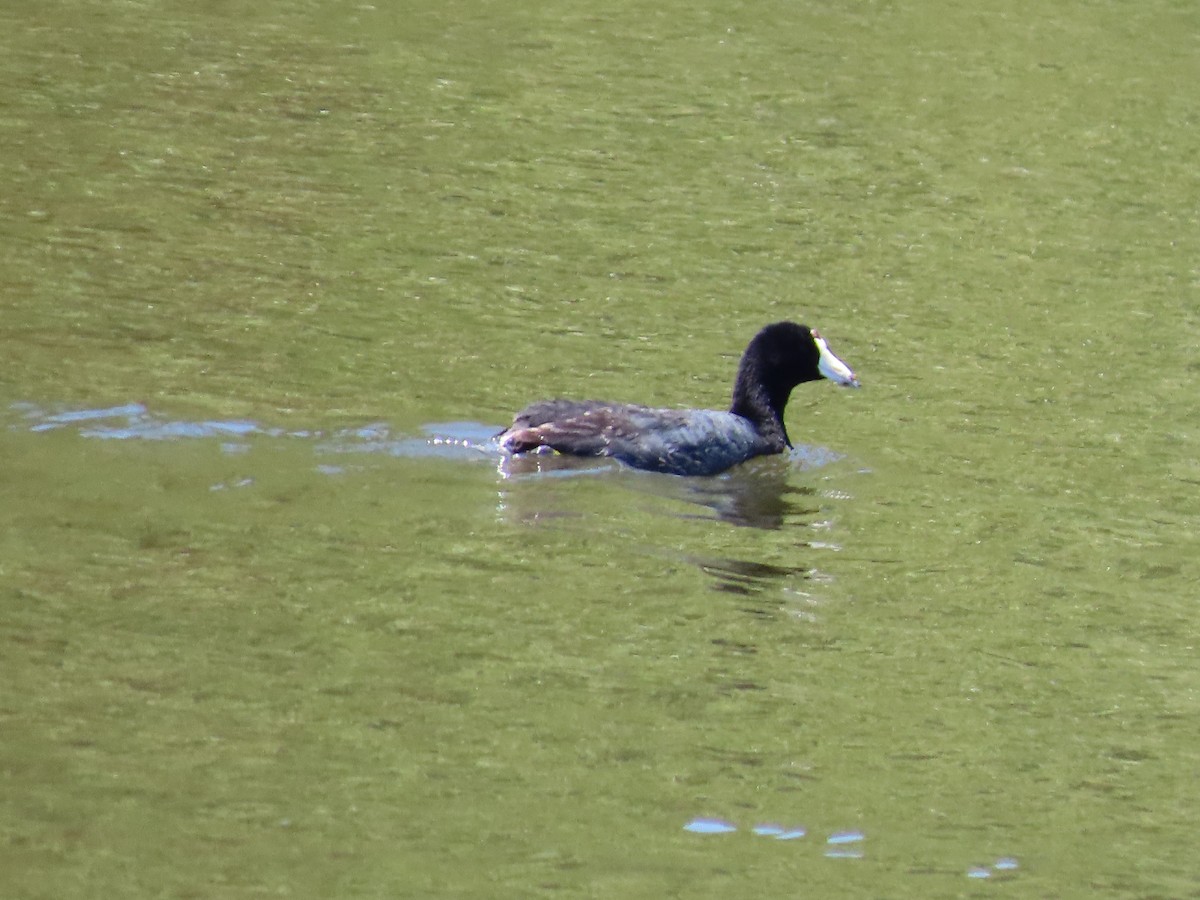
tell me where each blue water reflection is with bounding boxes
[824,829,866,858]
[683,817,737,835]
[685,818,1019,880]
[687,818,850,851]
[749,823,807,839]
[12,402,303,443]
[827,830,866,845]
[8,403,502,461]
[969,857,1020,879]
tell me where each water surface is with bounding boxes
[2,0,1198,897]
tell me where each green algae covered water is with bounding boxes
[2,1,1198,896]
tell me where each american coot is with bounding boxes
[498,322,859,476]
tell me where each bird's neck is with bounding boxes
[730,380,792,448]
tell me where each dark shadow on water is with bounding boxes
[492,433,838,531]
[692,556,813,596]
[630,459,823,530]
[489,435,843,601]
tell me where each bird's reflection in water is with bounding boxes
[634,456,821,530]
[496,450,841,602]
[497,451,825,530]
[493,452,617,526]
[690,556,813,597]
[497,450,618,481]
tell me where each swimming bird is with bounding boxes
[497,322,858,476]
